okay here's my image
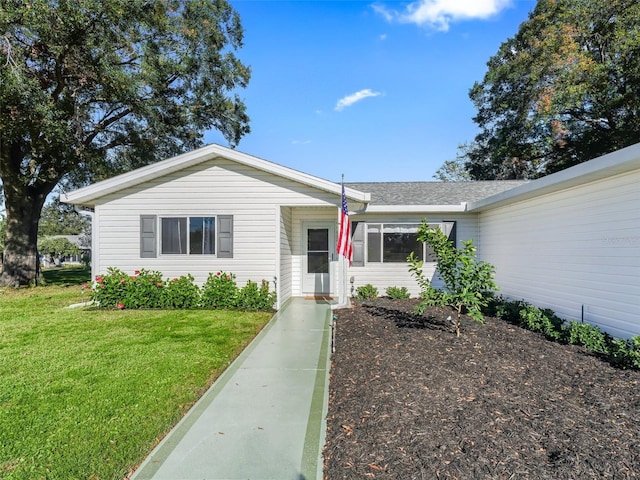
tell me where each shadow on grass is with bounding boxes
[42,266,91,286]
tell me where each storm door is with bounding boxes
[302,222,335,295]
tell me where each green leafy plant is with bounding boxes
[492,297,528,323]
[385,286,410,300]
[356,284,378,301]
[161,274,200,309]
[200,271,239,309]
[236,279,277,311]
[90,269,276,312]
[489,297,640,370]
[519,305,563,340]
[566,320,609,353]
[409,220,499,336]
[90,268,164,309]
[610,336,640,369]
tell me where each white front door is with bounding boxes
[302,222,335,295]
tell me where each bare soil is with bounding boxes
[323,298,640,479]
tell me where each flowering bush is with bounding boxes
[201,271,238,309]
[236,279,278,311]
[161,274,200,309]
[90,268,277,311]
[90,268,163,308]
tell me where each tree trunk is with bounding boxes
[0,189,47,286]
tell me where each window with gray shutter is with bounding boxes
[140,215,157,258]
[351,221,365,266]
[443,221,457,248]
[217,215,233,258]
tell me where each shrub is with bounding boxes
[91,268,276,312]
[90,267,164,309]
[161,274,200,309]
[566,320,609,353]
[492,297,528,323]
[519,305,563,340]
[610,336,640,369]
[386,286,410,299]
[235,279,277,310]
[200,271,239,309]
[125,269,165,308]
[490,297,640,371]
[356,284,378,301]
[409,219,499,336]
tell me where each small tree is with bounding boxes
[408,220,498,336]
[38,237,81,266]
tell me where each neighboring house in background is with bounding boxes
[62,142,640,338]
[40,234,91,268]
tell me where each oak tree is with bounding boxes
[0,0,250,285]
[463,0,640,180]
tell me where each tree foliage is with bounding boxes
[38,236,81,265]
[408,220,498,337]
[0,0,250,285]
[39,197,90,236]
[433,144,473,181]
[463,0,640,180]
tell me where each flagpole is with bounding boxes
[334,173,349,309]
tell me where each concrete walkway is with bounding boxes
[131,298,333,480]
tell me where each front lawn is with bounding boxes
[0,284,272,479]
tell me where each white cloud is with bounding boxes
[373,0,512,32]
[335,89,382,112]
[292,139,311,145]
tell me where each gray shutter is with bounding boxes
[351,221,364,267]
[443,221,457,248]
[217,215,233,258]
[140,215,157,258]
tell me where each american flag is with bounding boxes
[336,182,353,265]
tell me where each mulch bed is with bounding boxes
[323,298,640,479]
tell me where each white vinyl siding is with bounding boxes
[92,158,341,287]
[278,206,293,306]
[479,168,640,338]
[347,214,478,297]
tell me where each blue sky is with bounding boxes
[205,0,537,182]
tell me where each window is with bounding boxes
[161,217,215,255]
[366,223,442,263]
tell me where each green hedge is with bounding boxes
[486,297,640,370]
[90,268,277,311]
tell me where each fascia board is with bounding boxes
[468,142,640,212]
[61,143,370,206]
[352,204,468,214]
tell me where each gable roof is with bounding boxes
[62,143,371,207]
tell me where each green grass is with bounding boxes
[41,265,91,286]
[0,284,272,479]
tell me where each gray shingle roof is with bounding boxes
[345,181,528,206]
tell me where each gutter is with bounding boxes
[349,203,468,215]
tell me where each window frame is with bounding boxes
[160,215,217,256]
[365,222,444,264]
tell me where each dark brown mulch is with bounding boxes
[323,298,640,480]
